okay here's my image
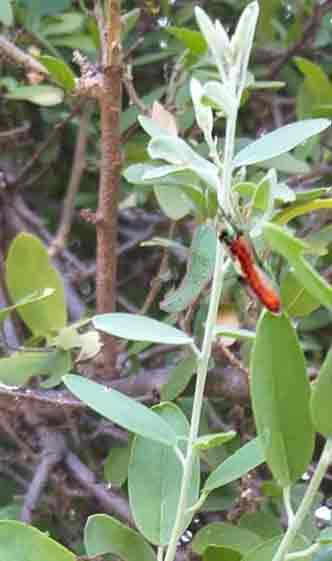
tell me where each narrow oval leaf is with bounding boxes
[192,522,261,556]
[154,184,192,220]
[160,355,197,401]
[5,233,67,334]
[0,0,13,25]
[203,437,265,493]
[193,431,236,451]
[38,56,76,91]
[234,119,330,167]
[264,223,332,310]
[242,535,310,561]
[250,312,314,487]
[281,271,320,317]
[214,326,255,341]
[6,85,64,106]
[319,528,332,544]
[128,402,200,546]
[64,375,177,446]
[0,521,75,561]
[148,135,219,190]
[0,288,54,323]
[310,346,332,436]
[203,546,241,561]
[93,313,193,346]
[104,441,132,487]
[161,225,216,313]
[84,514,156,561]
[166,27,206,56]
[0,352,51,387]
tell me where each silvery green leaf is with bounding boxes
[203,81,236,117]
[250,169,275,237]
[190,78,213,141]
[148,135,220,191]
[143,165,188,181]
[194,7,229,83]
[230,2,259,97]
[138,115,172,138]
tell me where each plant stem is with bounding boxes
[96,0,122,374]
[163,107,239,561]
[272,439,332,561]
[157,547,164,561]
[283,486,295,525]
[286,543,320,560]
[163,243,226,561]
[219,112,236,217]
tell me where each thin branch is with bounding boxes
[95,0,123,374]
[21,431,66,523]
[0,35,48,75]
[65,450,134,526]
[140,222,176,315]
[12,102,84,188]
[50,103,94,257]
[94,0,108,65]
[122,71,148,114]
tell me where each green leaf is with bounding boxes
[242,535,310,561]
[0,349,70,388]
[39,349,71,389]
[64,375,177,446]
[0,521,75,561]
[41,12,84,36]
[128,402,200,546]
[5,233,67,335]
[122,8,140,40]
[121,86,166,133]
[250,311,314,487]
[281,271,321,317]
[258,153,309,175]
[154,184,192,220]
[233,119,331,167]
[38,56,76,91]
[84,514,156,561]
[0,289,54,323]
[194,7,229,84]
[257,0,279,39]
[203,437,265,493]
[6,85,64,106]
[192,522,261,556]
[93,313,193,346]
[161,225,217,313]
[138,115,174,138]
[294,57,332,106]
[160,355,197,401]
[319,528,332,545]
[0,0,13,26]
[239,510,282,539]
[193,431,236,451]
[0,352,48,386]
[310,345,332,436]
[104,441,132,487]
[202,81,236,117]
[148,135,219,191]
[18,0,72,18]
[203,547,242,561]
[51,34,96,53]
[214,326,255,341]
[167,27,206,56]
[264,223,332,310]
